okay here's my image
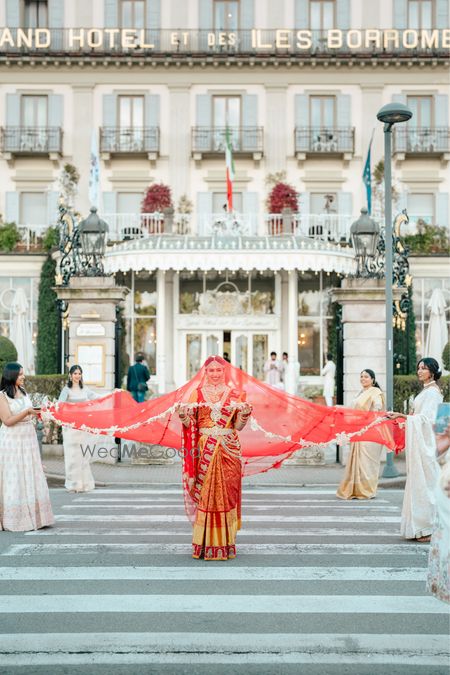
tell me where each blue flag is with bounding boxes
[89,130,100,208]
[362,133,374,214]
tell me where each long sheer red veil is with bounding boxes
[47,357,404,475]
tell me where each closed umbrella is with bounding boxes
[10,288,35,374]
[424,288,448,371]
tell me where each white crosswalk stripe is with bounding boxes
[0,486,447,673]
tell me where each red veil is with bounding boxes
[47,358,405,475]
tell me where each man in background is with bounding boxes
[127,353,150,403]
[321,352,336,406]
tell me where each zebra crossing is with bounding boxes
[0,486,448,674]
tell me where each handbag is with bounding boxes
[137,382,148,392]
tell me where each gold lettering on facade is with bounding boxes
[275,30,291,48]
[402,29,418,48]
[296,30,312,49]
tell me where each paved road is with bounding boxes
[0,486,448,675]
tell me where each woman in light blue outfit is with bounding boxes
[59,365,97,492]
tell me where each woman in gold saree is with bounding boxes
[178,356,251,560]
[336,369,385,500]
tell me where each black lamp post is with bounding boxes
[376,101,412,478]
[77,207,109,273]
[350,208,380,277]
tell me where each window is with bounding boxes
[407,96,433,128]
[413,277,450,359]
[24,0,48,28]
[408,0,433,29]
[117,193,143,214]
[310,96,335,127]
[121,0,145,28]
[310,0,335,30]
[407,193,434,233]
[22,96,47,127]
[213,96,241,149]
[214,0,239,30]
[310,193,337,214]
[20,192,47,226]
[0,277,36,349]
[212,192,243,213]
[119,96,144,128]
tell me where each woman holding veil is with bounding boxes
[177,356,251,560]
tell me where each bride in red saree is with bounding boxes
[46,357,405,561]
[178,356,251,560]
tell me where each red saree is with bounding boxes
[182,387,244,560]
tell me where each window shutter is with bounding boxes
[102,192,117,213]
[102,192,118,237]
[102,94,117,152]
[48,0,64,28]
[436,0,449,28]
[336,0,350,29]
[5,192,19,224]
[199,0,213,30]
[195,95,212,151]
[242,94,258,151]
[337,94,351,151]
[104,0,118,28]
[337,192,353,215]
[146,0,160,47]
[5,94,20,152]
[436,192,449,229]
[240,0,254,30]
[5,0,20,27]
[197,192,213,236]
[295,0,309,28]
[295,94,309,152]
[393,0,407,28]
[47,191,59,226]
[435,94,449,151]
[397,192,408,214]
[242,192,259,235]
[48,93,63,147]
[145,94,160,152]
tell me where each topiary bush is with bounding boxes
[42,226,59,252]
[442,342,450,372]
[36,257,59,374]
[267,182,298,213]
[0,336,18,375]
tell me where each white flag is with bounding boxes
[89,130,100,207]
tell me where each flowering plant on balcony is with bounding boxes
[141,183,173,213]
[267,182,298,213]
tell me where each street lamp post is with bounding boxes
[350,208,380,277]
[376,102,412,478]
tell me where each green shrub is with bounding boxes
[25,373,67,400]
[36,257,59,374]
[42,226,59,252]
[0,336,18,375]
[404,223,450,255]
[0,221,20,252]
[393,374,450,412]
[442,343,450,372]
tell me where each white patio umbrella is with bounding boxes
[10,287,35,375]
[424,287,448,371]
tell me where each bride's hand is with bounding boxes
[384,412,406,420]
[240,403,252,416]
[177,404,191,421]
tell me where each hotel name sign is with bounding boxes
[0,27,449,51]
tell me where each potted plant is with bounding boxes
[141,183,173,234]
[266,180,298,235]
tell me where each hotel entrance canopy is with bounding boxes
[105,235,356,274]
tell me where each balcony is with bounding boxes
[103,211,354,243]
[99,127,159,159]
[1,127,62,156]
[192,127,263,160]
[295,127,354,159]
[393,127,450,157]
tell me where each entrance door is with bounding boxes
[231,331,270,379]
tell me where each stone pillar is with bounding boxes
[72,86,94,215]
[156,270,166,394]
[56,277,129,393]
[332,277,402,464]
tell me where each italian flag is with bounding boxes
[225,127,235,212]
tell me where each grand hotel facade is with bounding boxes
[0,0,449,395]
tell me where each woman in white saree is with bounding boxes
[387,358,443,542]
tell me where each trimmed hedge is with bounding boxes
[25,374,67,400]
[393,375,450,412]
[36,257,59,374]
[0,336,18,375]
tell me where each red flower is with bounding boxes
[267,182,298,213]
[141,184,173,213]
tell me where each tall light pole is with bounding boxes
[376,102,412,478]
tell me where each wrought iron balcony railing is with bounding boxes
[192,127,264,154]
[100,127,159,154]
[393,127,450,154]
[295,127,355,154]
[1,126,62,154]
[0,29,448,60]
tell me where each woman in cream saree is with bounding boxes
[178,356,251,560]
[337,369,385,500]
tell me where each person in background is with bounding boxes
[127,353,150,403]
[386,358,443,542]
[321,353,336,406]
[223,352,231,363]
[336,369,385,500]
[264,351,283,388]
[427,421,450,604]
[0,362,54,531]
[282,352,300,396]
[59,365,98,493]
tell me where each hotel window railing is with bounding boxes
[1,127,62,154]
[191,127,264,154]
[393,127,450,154]
[99,127,159,154]
[295,127,355,154]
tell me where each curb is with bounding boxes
[45,472,107,488]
